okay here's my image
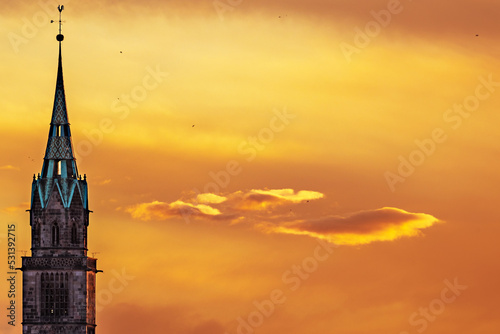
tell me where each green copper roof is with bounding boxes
[40,42,78,179]
[32,37,88,210]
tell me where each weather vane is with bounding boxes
[51,5,65,41]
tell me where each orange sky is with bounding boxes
[1,1,500,333]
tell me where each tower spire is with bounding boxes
[34,5,87,211]
[40,4,78,180]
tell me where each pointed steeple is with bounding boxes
[32,7,88,211]
[40,18,78,179]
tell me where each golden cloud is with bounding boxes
[232,188,324,211]
[0,165,20,171]
[195,193,227,204]
[261,207,441,246]
[127,200,222,221]
[127,189,324,221]
[98,179,112,186]
[1,202,29,213]
[127,192,439,246]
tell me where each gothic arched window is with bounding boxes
[51,223,59,246]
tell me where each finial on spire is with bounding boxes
[56,5,64,42]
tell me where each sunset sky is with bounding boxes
[1,1,500,333]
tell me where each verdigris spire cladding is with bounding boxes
[34,41,87,211]
[22,6,99,334]
[44,45,74,160]
[42,43,77,177]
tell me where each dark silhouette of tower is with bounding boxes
[21,6,98,334]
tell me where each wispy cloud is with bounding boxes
[234,189,324,211]
[127,189,324,222]
[127,200,224,221]
[1,202,29,213]
[196,193,227,204]
[98,179,112,186]
[0,165,20,171]
[127,190,440,246]
[260,207,441,246]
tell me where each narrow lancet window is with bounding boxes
[51,223,59,246]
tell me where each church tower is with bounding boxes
[21,6,98,334]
